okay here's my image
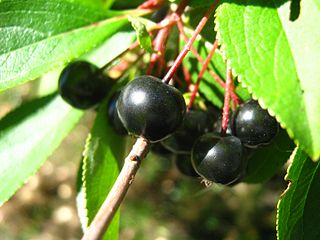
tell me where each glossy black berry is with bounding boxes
[191,133,245,185]
[151,4,169,23]
[212,113,232,135]
[232,100,279,147]
[175,154,199,177]
[150,142,173,157]
[162,109,213,154]
[116,75,186,142]
[58,61,113,109]
[107,91,127,135]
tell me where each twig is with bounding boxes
[81,137,150,240]
[162,1,219,84]
[221,63,232,136]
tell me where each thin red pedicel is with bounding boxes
[221,63,232,136]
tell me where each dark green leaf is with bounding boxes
[215,0,320,160]
[188,0,216,8]
[185,6,217,41]
[243,129,294,183]
[0,94,83,204]
[277,147,320,240]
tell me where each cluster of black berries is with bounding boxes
[58,66,279,186]
[191,99,279,185]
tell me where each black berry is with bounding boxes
[58,61,113,109]
[107,91,127,135]
[150,142,173,157]
[162,109,213,154]
[175,154,199,177]
[212,113,232,135]
[232,100,279,147]
[116,75,186,142]
[151,4,169,23]
[191,133,245,185]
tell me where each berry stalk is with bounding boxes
[162,1,219,84]
[81,137,150,240]
[221,63,232,136]
[187,39,218,110]
[175,17,239,106]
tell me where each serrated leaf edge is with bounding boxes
[213,10,317,160]
[275,147,319,239]
[80,132,93,229]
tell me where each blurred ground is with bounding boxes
[0,81,287,240]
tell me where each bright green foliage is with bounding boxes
[215,0,320,160]
[128,16,154,53]
[277,147,320,240]
[0,0,146,91]
[0,94,83,205]
[83,31,136,67]
[243,130,294,183]
[80,101,125,239]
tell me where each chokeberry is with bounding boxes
[107,91,127,135]
[116,75,186,142]
[150,142,173,157]
[151,4,169,23]
[232,100,279,147]
[212,113,232,135]
[175,154,199,177]
[162,109,213,154]
[58,61,113,109]
[191,133,245,185]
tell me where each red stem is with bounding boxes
[182,64,191,86]
[162,1,219,84]
[147,26,171,75]
[146,0,188,76]
[175,17,240,106]
[187,40,218,110]
[221,63,232,136]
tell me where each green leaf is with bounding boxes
[215,0,320,160]
[83,30,136,68]
[80,100,125,239]
[0,0,147,91]
[0,94,83,205]
[185,6,217,42]
[277,147,320,240]
[128,16,154,53]
[243,129,294,183]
